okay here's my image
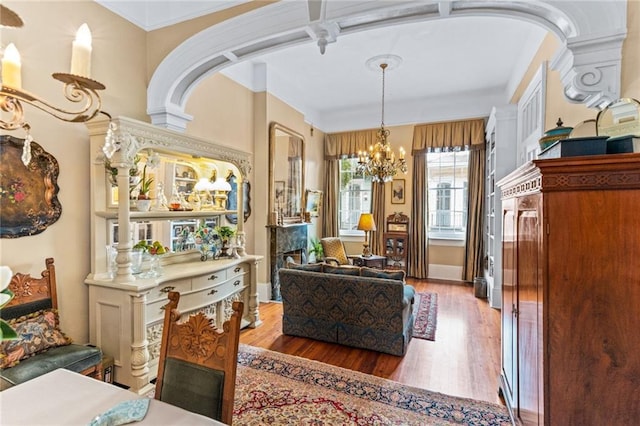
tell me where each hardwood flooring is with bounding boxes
[239,278,503,405]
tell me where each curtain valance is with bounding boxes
[324,129,379,160]
[412,118,485,154]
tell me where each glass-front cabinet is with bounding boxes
[85,117,261,394]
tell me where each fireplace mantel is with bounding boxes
[268,223,308,300]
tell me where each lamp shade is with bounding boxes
[357,213,376,232]
[211,177,231,191]
[194,178,214,191]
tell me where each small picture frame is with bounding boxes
[305,189,323,217]
[391,179,405,204]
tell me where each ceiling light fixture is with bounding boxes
[357,55,407,183]
[0,9,106,166]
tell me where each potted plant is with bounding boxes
[308,237,324,263]
[135,165,154,211]
[215,225,235,257]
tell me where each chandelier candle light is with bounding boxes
[357,56,408,183]
[0,9,106,166]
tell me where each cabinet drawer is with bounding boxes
[147,279,191,303]
[205,276,246,301]
[192,270,227,290]
[228,263,249,278]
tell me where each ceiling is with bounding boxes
[96,1,548,132]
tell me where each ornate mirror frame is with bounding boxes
[268,122,305,225]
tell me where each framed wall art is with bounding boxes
[0,135,62,238]
[305,189,322,217]
[391,179,405,204]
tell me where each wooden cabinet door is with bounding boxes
[515,195,541,425]
[500,199,518,412]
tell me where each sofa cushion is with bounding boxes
[360,267,406,282]
[322,265,361,276]
[0,309,72,369]
[286,262,324,272]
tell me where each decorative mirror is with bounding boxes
[597,98,640,138]
[269,122,305,224]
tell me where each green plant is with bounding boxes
[215,225,235,243]
[308,237,324,260]
[0,266,17,341]
[136,164,154,200]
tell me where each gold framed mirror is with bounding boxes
[269,122,305,225]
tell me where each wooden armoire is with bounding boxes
[497,153,640,425]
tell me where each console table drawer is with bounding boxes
[192,270,227,289]
[147,279,191,303]
[228,263,249,278]
[205,276,246,301]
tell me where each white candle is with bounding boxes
[70,23,92,77]
[1,43,22,89]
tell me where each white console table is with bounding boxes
[85,254,262,394]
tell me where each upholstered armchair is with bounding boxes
[320,237,351,266]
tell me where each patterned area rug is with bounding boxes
[234,345,511,425]
[413,292,438,341]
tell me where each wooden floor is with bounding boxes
[239,278,503,405]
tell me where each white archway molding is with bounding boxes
[147,0,627,131]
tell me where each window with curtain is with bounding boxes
[427,151,469,239]
[338,158,372,235]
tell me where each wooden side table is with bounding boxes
[348,254,387,269]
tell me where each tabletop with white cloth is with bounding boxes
[0,369,224,426]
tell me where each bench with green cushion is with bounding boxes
[1,344,103,390]
[0,258,103,390]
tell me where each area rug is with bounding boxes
[413,292,438,341]
[234,344,510,425]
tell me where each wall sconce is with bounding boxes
[357,213,376,257]
[211,177,232,210]
[0,9,106,166]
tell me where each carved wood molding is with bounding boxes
[542,170,640,192]
[169,312,227,365]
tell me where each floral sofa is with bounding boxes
[279,264,415,356]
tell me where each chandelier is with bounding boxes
[1,5,106,166]
[357,58,407,183]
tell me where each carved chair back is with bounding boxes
[155,291,242,425]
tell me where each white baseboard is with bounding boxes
[428,264,462,281]
[258,281,271,302]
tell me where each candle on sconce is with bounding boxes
[1,43,22,89]
[70,23,92,77]
[399,146,405,160]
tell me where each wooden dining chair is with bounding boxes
[154,291,243,425]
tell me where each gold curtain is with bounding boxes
[408,154,428,278]
[412,118,485,154]
[322,159,339,237]
[370,182,385,255]
[324,129,379,159]
[462,148,486,282]
[324,129,384,240]
[409,117,486,279]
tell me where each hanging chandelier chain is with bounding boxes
[380,63,387,128]
[356,59,406,183]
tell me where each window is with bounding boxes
[338,158,372,235]
[427,151,469,239]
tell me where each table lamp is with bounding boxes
[357,213,376,257]
[211,177,232,210]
